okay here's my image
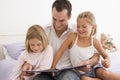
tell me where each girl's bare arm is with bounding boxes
[51,32,76,69]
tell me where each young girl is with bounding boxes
[52,11,120,80]
[11,24,53,80]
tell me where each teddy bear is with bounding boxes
[100,33,117,53]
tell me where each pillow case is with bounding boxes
[3,47,13,60]
[0,44,5,60]
[4,41,25,60]
[108,52,120,74]
[0,59,17,80]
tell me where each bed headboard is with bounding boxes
[0,35,25,44]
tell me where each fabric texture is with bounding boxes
[4,41,25,60]
[33,73,53,80]
[69,35,97,67]
[54,70,80,80]
[11,45,53,80]
[0,60,16,80]
[44,22,76,69]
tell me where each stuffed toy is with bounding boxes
[100,33,117,52]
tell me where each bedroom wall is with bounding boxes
[0,35,25,44]
[0,0,53,35]
[0,0,120,47]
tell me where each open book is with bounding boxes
[23,64,87,73]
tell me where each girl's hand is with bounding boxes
[101,59,110,68]
[51,65,56,77]
[21,62,34,76]
[20,74,25,80]
[51,67,55,77]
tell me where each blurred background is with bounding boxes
[0,0,120,47]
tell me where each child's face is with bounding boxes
[29,38,44,53]
[77,18,93,37]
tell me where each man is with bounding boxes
[22,0,99,80]
[36,0,99,80]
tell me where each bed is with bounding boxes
[0,35,25,80]
[0,35,120,80]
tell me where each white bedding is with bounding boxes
[107,51,120,74]
[0,60,16,80]
[0,35,120,80]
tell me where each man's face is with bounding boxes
[52,7,71,31]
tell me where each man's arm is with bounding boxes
[89,53,100,66]
[78,53,100,72]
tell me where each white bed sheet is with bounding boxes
[107,51,120,74]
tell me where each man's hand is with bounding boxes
[78,60,91,72]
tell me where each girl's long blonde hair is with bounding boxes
[25,24,49,53]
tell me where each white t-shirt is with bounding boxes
[44,22,76,69]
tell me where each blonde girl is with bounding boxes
[52,11,120,80]
[11,24,53,80]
